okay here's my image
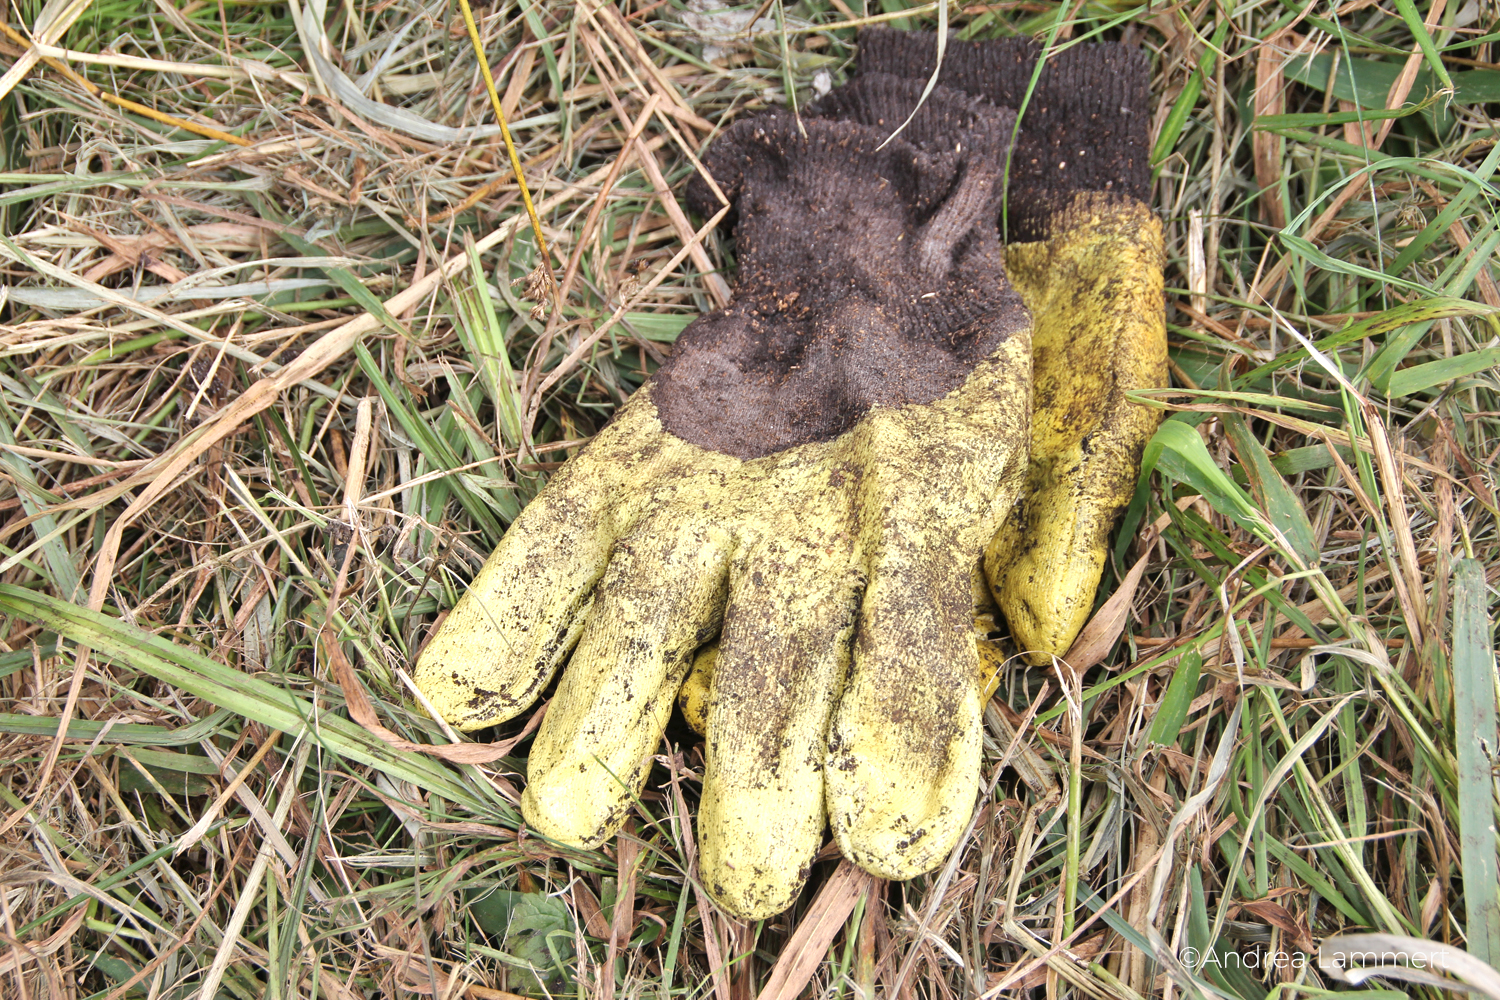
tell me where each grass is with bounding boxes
[1,0,1498,998]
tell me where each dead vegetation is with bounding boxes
[1,0,1498,998]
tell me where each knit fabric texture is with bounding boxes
[660,76,1026,458]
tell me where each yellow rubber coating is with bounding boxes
[415,326,1032,919]
[414,191,1164,917]
[985,194,1167,664]
[678,646,714,738]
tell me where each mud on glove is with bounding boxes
[415,76,1032,919]
[857,29,1168,663]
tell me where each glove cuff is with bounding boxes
[855,29,1150,242]
[804,72,1010,161]
[686,84,1017,335]
[663,80,1027,459]
[687,77,1012,225]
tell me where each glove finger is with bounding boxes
[414,397,695,731]
[699,548,860,919]
[523,519,731,847]
[413,493,613,731]
[826,545,982,879]
[987,201,1166,663]
[678,644,716,738]
[985,493,1107,662]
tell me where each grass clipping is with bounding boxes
[2,1,1500,999]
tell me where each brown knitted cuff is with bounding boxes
[855,29,1150,241]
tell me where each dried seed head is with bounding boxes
[513,263,554,319]
[522,264,552,300]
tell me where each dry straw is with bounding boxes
[0,1,1497,998]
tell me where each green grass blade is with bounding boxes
[1385,348,1500,397]
[1391,0,1454,92]
[1221,413,1320,567]
[1252,90,1444,129]
[1278,234,1431,295]
[1238,300,1500,386]
[0,585,509,818]
[1148,652,1201,747]
[1452,558,1500,966]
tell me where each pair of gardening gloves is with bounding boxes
[414,30,1166,919]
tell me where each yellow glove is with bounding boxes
[417,76,1032,918]
[858,31,1168,663]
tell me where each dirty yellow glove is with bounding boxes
[416,77,1031,918]
[858,31,1168,662]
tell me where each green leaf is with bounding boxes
[1279,234,1432,295]
[1131,387,1337,416]
[1148,652,1201,747]
[1261,841,1368,927]
[1152,19,1229,170]
[1154,71,1202,169]
[354,341,512,532]
[1187,866,1267,1000]
[1284,52,1405,108]
[117,749,217,798]
[0,641,54,681]
[1256,128,1478,186]
[1441,219,1500,303]
[1253,90,1442,129]
[127,748,221,774]
[621,312,695,342]
[1364,320,1437,392]
[1148,419,1265,536]
[1268,443,1354,477]
[92,955,144,993]
[470,889,578,997]
[0,401,83,601]
[1281,51,1479,107]
[1384,347,1500,397]
[0,708,234,745]
[1453,68,1500,102]
[1222,413,1320,566]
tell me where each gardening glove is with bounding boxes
[415,75,1031,920]
[857,30,1168,663]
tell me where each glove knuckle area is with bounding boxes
[413,396,698,732]
[843,384,1031,531]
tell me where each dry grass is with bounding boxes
[1,0,1498,998]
